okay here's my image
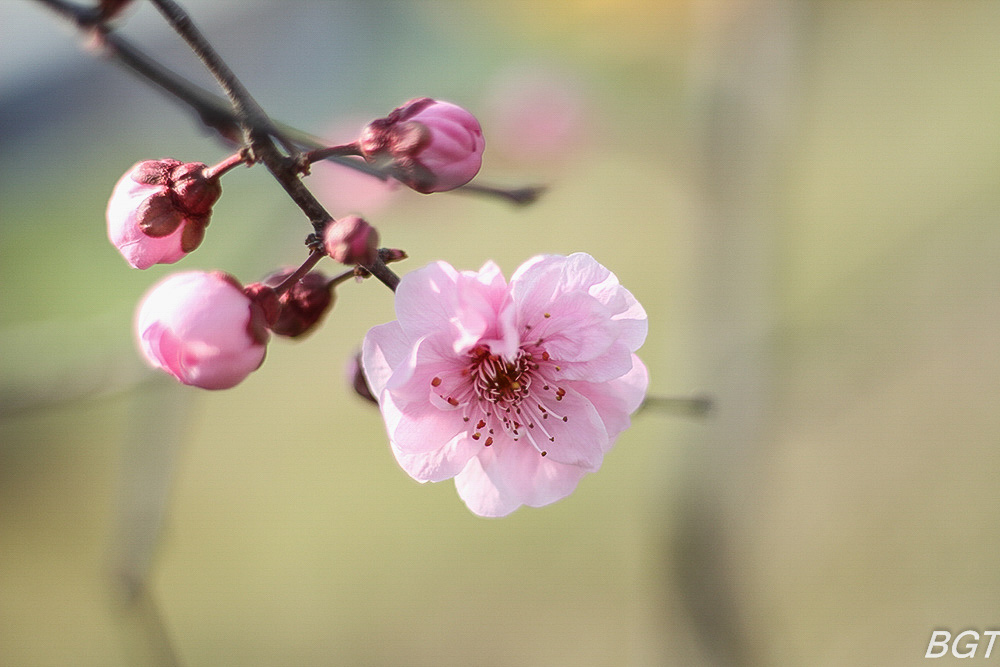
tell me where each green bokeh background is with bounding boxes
[2,1,999,665]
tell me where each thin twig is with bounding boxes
[32,0,545,207]
[145,0,292,152]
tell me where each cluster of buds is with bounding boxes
[111,99,485,389]
[100,84,652,517]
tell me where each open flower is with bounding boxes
[362,253,648,517]
[135,271,269,389]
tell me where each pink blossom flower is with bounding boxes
[135,271,269,390]
[359,98,485,194]
[362,253,648,517]
[107,159,221,269]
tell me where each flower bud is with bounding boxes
[346,351,377,404]
[359,98,485,193]
[107,159,222,269]
[134,271,268,390]
[323,216,379,266]
[262,269,335,338]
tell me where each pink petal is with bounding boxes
[512,252,647,353]
[394,261,462,341]
[566,354,649,446]
[391,432,480,483]
[550,340,635,384]
[518,289,617,363]
[453,452,523,517]
[361,321,412,399]
[455,446,589,517]
[515,383,607,470]
[380,335,469,456]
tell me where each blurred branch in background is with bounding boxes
[672,1,804,665]
[109,378,193,667]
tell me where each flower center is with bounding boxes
[429,343,569,456]
[470,346,531,407]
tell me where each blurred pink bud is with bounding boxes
[323,215,379,266]
[106,159,222,269]
[360,98,485,193]
[134,271,268,390]
[262,269,335,338]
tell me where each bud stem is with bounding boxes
[637,394,714,418]
[271,249,325,297]
[304,143,363,164]
[203,151,247,180]
[457,183,547,206]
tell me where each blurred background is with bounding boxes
[2,1,1000,665]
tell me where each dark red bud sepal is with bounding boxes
[262,269,335,338]
[179,217,209,253]
[132,158,182,186]
[170,162,222,215]
[242,282,281,346]
[135,192,184,237]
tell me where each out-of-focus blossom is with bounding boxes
[360,98,485,194]
[134,271,268,389]
[107,159,221,269]
[362,253,648,517]
[483,66,588,167]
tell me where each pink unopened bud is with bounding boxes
[359,98,485,193]
[262,269,335,338]
[134,271,268,390]
[107,159,222,269]
[323,216,379,266]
